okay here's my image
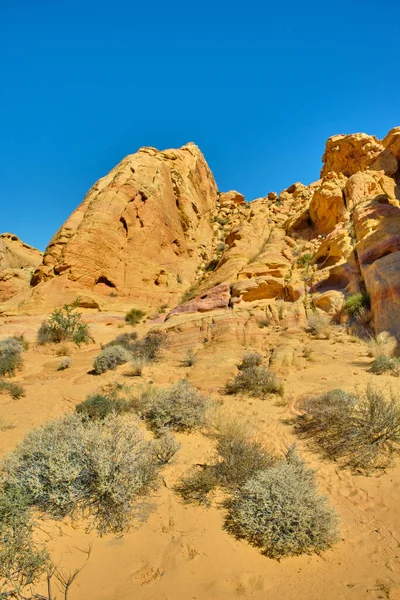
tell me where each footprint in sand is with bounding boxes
[132,563,164,585]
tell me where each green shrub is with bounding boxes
[0,380,25,400]
[93,345,131,374]
[0,487,49,595]
[344,293,370,317]
[225,365,284,398]
[125,308,145,326]
[369,355,400,376]
[1,413,159,536]
[224,448,338,559]
[0,338,24,377]
[75,393,133,420]
[296,387,400,472]
[37,299,91,345]
[139,379,209,434]
[297,253,313,267]
[237,352,263,370]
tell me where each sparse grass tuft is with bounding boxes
[129,356,146,376]
[366,332,397,359]
[151,433,181,465]
[307,312,332,339]
[182,348,197,367]
[295,386,400,472]
[237,352,263,370]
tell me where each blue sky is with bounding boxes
[1,0,399,251]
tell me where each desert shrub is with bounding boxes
[0,380,25,400]
[93,345,131,374]
[0,487,49,595]
[225,365,284,398]
[125,308,145,326]
[0,338,24,377]
[139,379,209,434]
[129,356,146,376]
[37,299,91,346]
[138,330,167,361]
[75,393,133,420]
[369,356,400,376]
[106,332,138,353]
[344,292,370,317]
[182,348,196,367]
[296,387,400,472]
[1,413,159,536]
[237,352,263,370]
[10,335,29,351]
[366,332,397,359]
[58,357,71,371]
[307,312,332,339]
[55,343,71,357]
[175,419,274,503]
[297,252,313,267]
[224,448,338,559]
[151,433,181,465]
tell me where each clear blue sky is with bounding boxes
[1,0,399,251]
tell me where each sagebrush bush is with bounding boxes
[225,365,284,398]
[139,379,209,434]
[369,356,400,376]
[296,387,400,471]
[93,345,131,374]
[175,418,274,503]
[224,448,339,559]
[344,292,370,317]
[10,335,29,351]
[366,332,397,359]
[75,393,133,420]
[0,487,49,595]
[307,312,332,339]
[106,332,138,353]
[0,380,25,400]
[37,300,91,346]
[238,352,263,370]
[125,308,145,326]
[0,338,24,377]
[1,413,160,535]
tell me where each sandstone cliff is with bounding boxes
[0,233,42,302]
[2,128,400,338]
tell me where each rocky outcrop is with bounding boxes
[0,234,42,302]
[5,144,218,314]
[3,127,400,339]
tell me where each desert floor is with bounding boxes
[1,312,400,600]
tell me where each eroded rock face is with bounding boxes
[23,143,218,312]
[4,126,400,338]
[321,133,398,178]
[0,234,42,302]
